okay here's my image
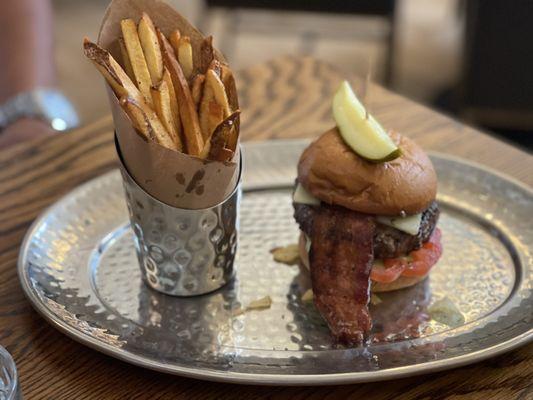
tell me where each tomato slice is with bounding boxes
[371,228,443,282]
[370,259,406,283]
[402,228,442,277]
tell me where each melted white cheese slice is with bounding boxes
[293,183,320,205]
[376,213,422,236]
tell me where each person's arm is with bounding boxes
[0,0,55,149]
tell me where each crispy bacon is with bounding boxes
[310,205,376,345]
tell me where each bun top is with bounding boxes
[298,128,437,215]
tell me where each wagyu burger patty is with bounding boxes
[293,201,440,259]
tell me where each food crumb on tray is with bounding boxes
[271,244,300,265]
[232,296,273,316]
[428,297,465,327]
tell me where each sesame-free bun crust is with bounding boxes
[371,274,426,292]
[298,128,437,215]
[298,233,427,293]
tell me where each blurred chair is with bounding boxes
[205,0,397,84]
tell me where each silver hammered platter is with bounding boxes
[18,140,533,385]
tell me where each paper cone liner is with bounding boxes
[98,0,239,209]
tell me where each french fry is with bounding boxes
[226,121,239,151]
[204,111,240,161]
[177,36,194,81]
[199,36,214,74]
[207,101,224,136]
[158,28,204,156]
[151,79,183,151]
[212,147,234,162]
[120,96,177,150]
[162,68,181,138]
[120,96,149,137]
[138,13,163,84]
[199,81,214,140]
[169,30,181,56]
[121,18,153,106]
[220,64,238,109]
[191,74,205,108]
[220,64,239,151]
[118,37,135,82]
[83,39,144,105]
[205,68,230,117]
[199,67,231,141]
[84,39,177,150]
[208,59,222,77]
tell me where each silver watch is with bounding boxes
[0,88,79,132]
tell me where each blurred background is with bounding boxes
[54,0,532,150]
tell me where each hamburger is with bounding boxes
[293,81,442,345]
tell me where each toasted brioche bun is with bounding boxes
[298,128,437,216]
[298,233,426,293]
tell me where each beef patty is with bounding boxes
[294,200,440,259]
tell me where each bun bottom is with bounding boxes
[298,233,428,293]
[370,275,427,292]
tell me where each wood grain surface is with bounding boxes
[0,56,531,399]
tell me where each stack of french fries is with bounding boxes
[84,12,239,162]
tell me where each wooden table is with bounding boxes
[1,57,531,399]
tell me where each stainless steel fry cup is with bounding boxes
[115,137,241,296]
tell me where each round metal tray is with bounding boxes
[18,140,532,385]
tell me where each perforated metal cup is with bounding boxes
[115,137,241,296]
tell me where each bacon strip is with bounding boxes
[310,205,376,345]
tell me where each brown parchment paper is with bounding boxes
[97,0,240,209]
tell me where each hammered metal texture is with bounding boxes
[18,140,533,384]
[119,165,240,296]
